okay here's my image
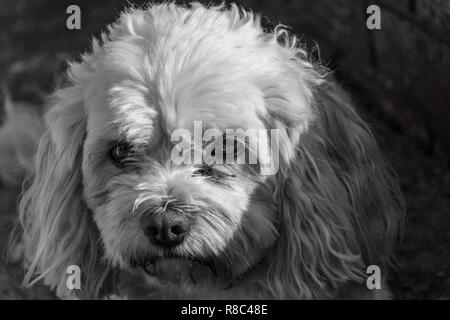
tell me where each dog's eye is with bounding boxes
[195,163,231,181]
[109,141,136,167]
[196,163,214,176]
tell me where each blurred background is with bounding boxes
[0,0,449,299]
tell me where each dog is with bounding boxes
[11,2,404,299]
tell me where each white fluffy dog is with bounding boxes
[16,2,403,299]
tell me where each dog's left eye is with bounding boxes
[109,141,136,167]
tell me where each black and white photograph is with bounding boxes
[0,0,449,305]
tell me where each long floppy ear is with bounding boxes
[268,80,404,299]
[19,83,114,299]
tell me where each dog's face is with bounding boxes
[20,3,402,299]
[80,47,281,282]
[83,101,277,284]
[77,5,310,284]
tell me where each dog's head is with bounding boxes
[19,3,403,299]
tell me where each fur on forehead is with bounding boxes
[68,2,322,144]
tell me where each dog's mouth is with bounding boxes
[140,255,210,275]
[130,254,229,286]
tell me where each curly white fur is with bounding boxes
[17,2,403,299]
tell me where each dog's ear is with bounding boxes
[267,81,404,299]
[19,83,114,299]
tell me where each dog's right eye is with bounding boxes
[196,163,214,176]
[109,141,136,167]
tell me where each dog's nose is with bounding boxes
[143,211,190,247]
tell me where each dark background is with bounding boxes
[0,0,449,299]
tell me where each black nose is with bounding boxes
[143,211,190,247]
